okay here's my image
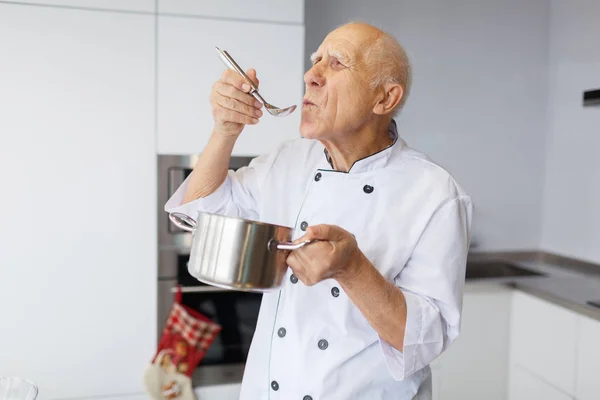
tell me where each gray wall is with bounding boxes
[541,0,600,263]
[305,0,551,252]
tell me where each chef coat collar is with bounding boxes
[323,119,402,173]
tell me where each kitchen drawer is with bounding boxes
[509,364,574,400]
[575,314,600,400]
[509,291,578,396]
[195,383,242,400]
[434,287,512,400]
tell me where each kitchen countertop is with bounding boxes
[465,253,600,321]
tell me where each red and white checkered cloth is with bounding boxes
[163,303,222,350]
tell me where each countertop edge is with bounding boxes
[507,282,600,322]
[468,250,600,278]
[467,250,600,322]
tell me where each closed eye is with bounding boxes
[331,57,344,68]
[309,53,346,68]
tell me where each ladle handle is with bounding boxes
[216,47,258,91]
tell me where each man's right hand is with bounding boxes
[210,68,263,137]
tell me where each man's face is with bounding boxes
[300,25,378,139]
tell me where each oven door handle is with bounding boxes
[170,285,231,293]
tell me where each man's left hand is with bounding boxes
[286,224,366,286]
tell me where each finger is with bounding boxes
[292,233,310,244]
[304,224,347,241]
[214,93,263,119]
[214,81,262,109]
[286,252,302,277]
[246,68,260,88]
[213,91,263,119]
[292,225,331,244]
[213,105,259,125]
[221,69,254,93]
[286,253,311,286]
[286,251,298,270]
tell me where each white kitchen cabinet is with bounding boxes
[89,383,242,400]
[82,393,150,400]
[0,4,156,400]
[431,365,441,400]
[96,384,243,400]
[157,15,304,156]
[158,0,303,24]
[576,315,600,400]
[1,0,154,12]
[195,383,242,399]
[509,291,578,397]
[509,364,574,400]
[433,286,512,400]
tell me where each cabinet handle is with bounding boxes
[171,286,229,293]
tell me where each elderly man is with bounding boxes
[166,22,472,400]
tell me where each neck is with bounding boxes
[320,117,394,172]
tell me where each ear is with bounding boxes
[373,83,404,115]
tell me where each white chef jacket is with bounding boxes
[165,120,473,400]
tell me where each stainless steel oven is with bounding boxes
[157,154,260,387]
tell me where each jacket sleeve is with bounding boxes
[164,147,282,221]
[379,195,473,380]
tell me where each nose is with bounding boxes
[304,64,325,87]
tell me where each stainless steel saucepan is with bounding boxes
[169,211,313,292]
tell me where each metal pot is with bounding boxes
[169,211,312,292]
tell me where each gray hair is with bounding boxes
[362,27,412,115]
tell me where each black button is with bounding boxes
[303,396,313,400]
[290,274,298,284]
[318,339,329,350]
[300,221,308,231]
[314,172,322,182]
[271,381,279,391]
[331,287,340,297]
[278,327,286,338]
[363,185,374,194]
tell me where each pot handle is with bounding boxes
[169,212,197,233]
[268,239,316,251]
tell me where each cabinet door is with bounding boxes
[431,366,441,400]
[576,315,600,400]
[1,0,154,12]
[80,394,150,400]
[158,0,303,24]
[157,16,304,156]
[509,292,578,396]
[509,365,574,400]
[435,287,512,400]
[195,383,242,400]
[0,4,156,399]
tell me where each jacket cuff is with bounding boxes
[164,174,232,219]
[378,289,423,380]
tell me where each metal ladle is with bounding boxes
[216,47,297,117]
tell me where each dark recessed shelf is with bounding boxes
[466,260,544,280]
[587,300,600,309]
[583,88,600,106]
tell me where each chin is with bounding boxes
[299,117,325,139]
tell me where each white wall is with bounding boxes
[541,0,600,264]
[0,3,157,398]
[305,0,551,251]
[157,16,304,156]
[0,1,305,398]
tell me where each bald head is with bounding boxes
[332,22,412,112]
[301,22,411,139]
